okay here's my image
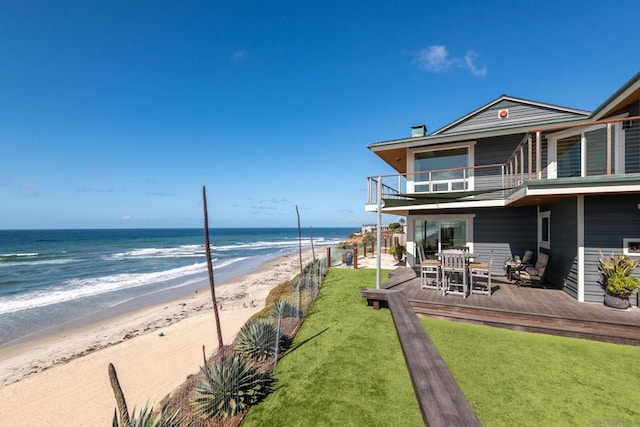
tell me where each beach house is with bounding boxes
[366,72,640,306]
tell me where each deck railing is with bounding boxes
[368,116,640,205]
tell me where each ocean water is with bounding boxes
[0,227,351,347]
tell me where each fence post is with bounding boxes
[353,247,358,269]
[327,247,331,267]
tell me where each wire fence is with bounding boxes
[167,256,329,426]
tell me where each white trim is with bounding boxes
[545,113,630,178]
[577,195,584,302]
[526,184,640,196]
[380,199,506,214]
[623,238,640,257]
[539,210,551,250]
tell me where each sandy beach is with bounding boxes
[0,249,323,426]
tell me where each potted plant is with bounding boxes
[598,252,639,309]
[388,245,406,262]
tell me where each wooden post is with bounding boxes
[326,247,331,267]
[528,135,533,180]
[353,247,358,269]
[606,122,612,175]
[536,131,541,179]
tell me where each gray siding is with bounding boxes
[541,199,578,298]
[584,194,640,305]
[474,134,525,192]
[444,102,586,135]
[473,207,538,274]
[409,207,537,275]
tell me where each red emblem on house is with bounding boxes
[498,109,509,119]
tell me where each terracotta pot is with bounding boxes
[604,292,630,309]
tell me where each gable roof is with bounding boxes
[430,95,590,136]
[590,72,640,120]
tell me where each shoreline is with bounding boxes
[0,249,319,426]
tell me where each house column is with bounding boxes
[577,195,585,302]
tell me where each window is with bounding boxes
[539,211,550,249]
[585,126,616,176]
[549,120,624,179]
[414,147,469,192]
[413,216,473,258]
[557,135,581,178]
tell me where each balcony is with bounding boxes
[367,116,640,210]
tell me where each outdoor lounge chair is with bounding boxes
[469,249,493,296]
[504,249,534,281]
[418,246,441,290]
[515,252,549,287]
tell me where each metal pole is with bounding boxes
[376,176,383,289]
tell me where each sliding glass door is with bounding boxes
[414,218,468,258]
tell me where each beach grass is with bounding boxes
[242,268,423,426]
[243,267,640,426]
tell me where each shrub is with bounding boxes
[599,253,640,298]
[235,318,282,362]
[190,353,273,420]
[270,299,300,319]
[112,403,187,427]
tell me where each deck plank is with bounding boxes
[377,267,640,345]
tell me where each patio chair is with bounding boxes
[516,252,550,287]
[469,249,493,296]
[504,249,534,281]
[418,246,441,290]
[441,249,468,298]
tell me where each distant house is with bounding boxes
[366,72,640,305]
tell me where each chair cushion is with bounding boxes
[469,262,489,269]
[421,259,441,266]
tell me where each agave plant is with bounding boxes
[235,318,281,362]
[190,353,273,420]
[111,403,188,427]
[269,299,300,319]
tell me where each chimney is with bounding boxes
[411,124,427,137]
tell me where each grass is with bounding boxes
[242,268,423,426]
[423,317,640,426]
[243,268,640,426]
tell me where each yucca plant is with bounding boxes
[190,353,273,420]
[235,318,281,362]
[269,299,300,319]
[112,404,187,427]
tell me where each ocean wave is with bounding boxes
[0,258,74,268]
[213,237,340,252]
[108,245,205,260]
[0,252,40,258]
[0,256,247,315]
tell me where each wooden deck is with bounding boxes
[382,267,640,346]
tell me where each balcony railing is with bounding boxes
[366,163,504,205]
[367,115,640,205]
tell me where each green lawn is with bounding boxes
[424,317,640,426]
[243,268,423,426]
[243,268,640,426]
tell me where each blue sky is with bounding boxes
[1,1,638,229]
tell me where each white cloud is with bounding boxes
[413,45,452,72]
[464,50,487,77]
[413,45,487,77]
